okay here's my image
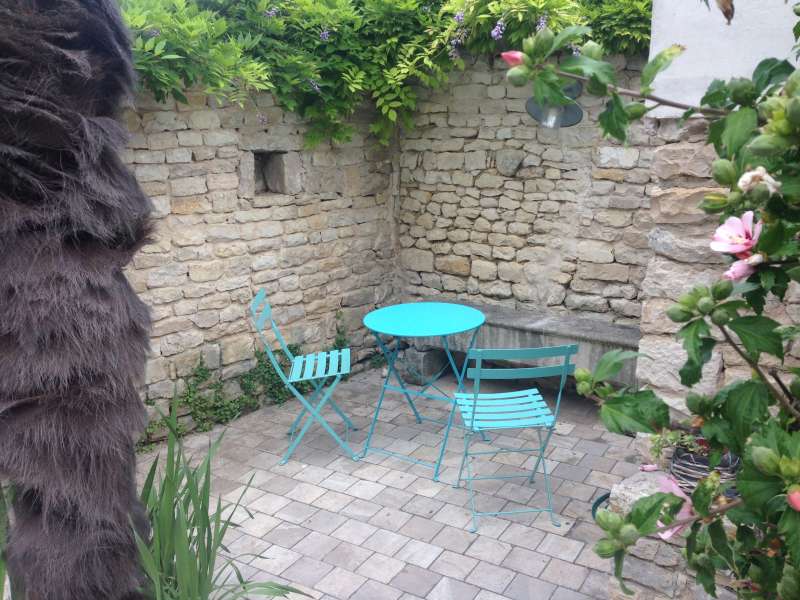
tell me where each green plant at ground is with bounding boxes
[502,4,800,597]
[240,344,308,406]
[120,0,271,103]
[581,0,651,56]
[136,404,301,599]
[649,429,704,461]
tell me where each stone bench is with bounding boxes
[401,301,640,387]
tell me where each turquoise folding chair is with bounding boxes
[452,344,578,532]
[249,289,358,465]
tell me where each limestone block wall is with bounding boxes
[396,55,671,325]
[122,93,396,403]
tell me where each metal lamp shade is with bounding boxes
[526,81,584,128]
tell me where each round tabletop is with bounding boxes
[364,302,485,338]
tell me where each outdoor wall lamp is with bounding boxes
[526,81,584,129]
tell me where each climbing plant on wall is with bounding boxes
[122,0,652,145]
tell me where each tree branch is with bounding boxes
[554,69,730,117]
[719,325,800,420]
[654,497,743,535]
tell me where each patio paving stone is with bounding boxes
[135,370,685,598]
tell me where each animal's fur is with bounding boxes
[0,1,153,598]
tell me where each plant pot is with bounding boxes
[669,446,740,495]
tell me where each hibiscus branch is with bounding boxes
[654,497,743,536]
[718,325,800,420]
[552,70,730,117]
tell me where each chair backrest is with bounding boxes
[249,289,295,384]
[464,344,578,425]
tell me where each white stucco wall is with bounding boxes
[649,0,796,117]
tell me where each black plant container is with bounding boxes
[669,446,740,496]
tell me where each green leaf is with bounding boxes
[737,464,784,508]
[757,220,787,256]
[720,380,771,454]
[691,473,719,517]
[679,337,715,387]
[720,108,758,158]
[752,58,795,94]
[641,44,685,94]
[592,350,641,382]
[629,492,672,535]
[727,315,784,360]
[707,519,736,570]
[613,550,634,595]
[678,319,711,365]
[779,509,800,566]
[701,79,730,108]
[559,55,617,87]
[599,93,629,142]
[600,390,670,435]
[551,25,592,54]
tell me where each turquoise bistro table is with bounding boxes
[362,302,486,480]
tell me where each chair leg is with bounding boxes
[453,426,470,489]
[330,399,356,431]
[282,377,357,464]
[463,432,479,533]
[540,450,560,527]
[287,384,323,437]
[434,401,457,482]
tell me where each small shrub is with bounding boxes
[136,404,301,599]
[581,0,651,56]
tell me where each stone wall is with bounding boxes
[123,93,396,405]
[395,55,659,324]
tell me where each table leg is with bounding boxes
[362,334,422,459]
[433,328,481,481]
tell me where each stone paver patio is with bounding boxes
[140,369,672,600]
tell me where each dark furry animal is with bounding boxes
[0,0,153,598]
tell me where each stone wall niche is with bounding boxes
[254,150,303,195]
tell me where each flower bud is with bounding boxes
[533,27,555,57]
[677,293,698,310]
[711,279,733,300]
[506,65,530,87]
[758,96,784,120]
[581,40,603,60]
[576,381,592,396]
[699,192,728,213]
[711,159,737,186]
[780,456,800,480]
[574,368,592,382]
[522,36,536,55]
[728,78,758,106]
[787,97,800,128]
[595,509,623,533]
[785,69,800,96]
[750,446,780,476]
[696,296,715,315]
[666,305,693,323]
[618,524,639,546]
[748,133,792,156]
[624,102,648,120]
[788,485,800,512]
[593,538,619,558]
[710,308,730,326]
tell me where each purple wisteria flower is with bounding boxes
[320,29,330,41]
[569,43,581,56]
[536,13,548,31]
[263,6,279,17]
[449,26,467,59]
[454,10,464,23]
[490,20,505,41]
[308,78,321,93]
[144,28,161,38]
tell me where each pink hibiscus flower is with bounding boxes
[710,211,762,258]
[657,476,695,540]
